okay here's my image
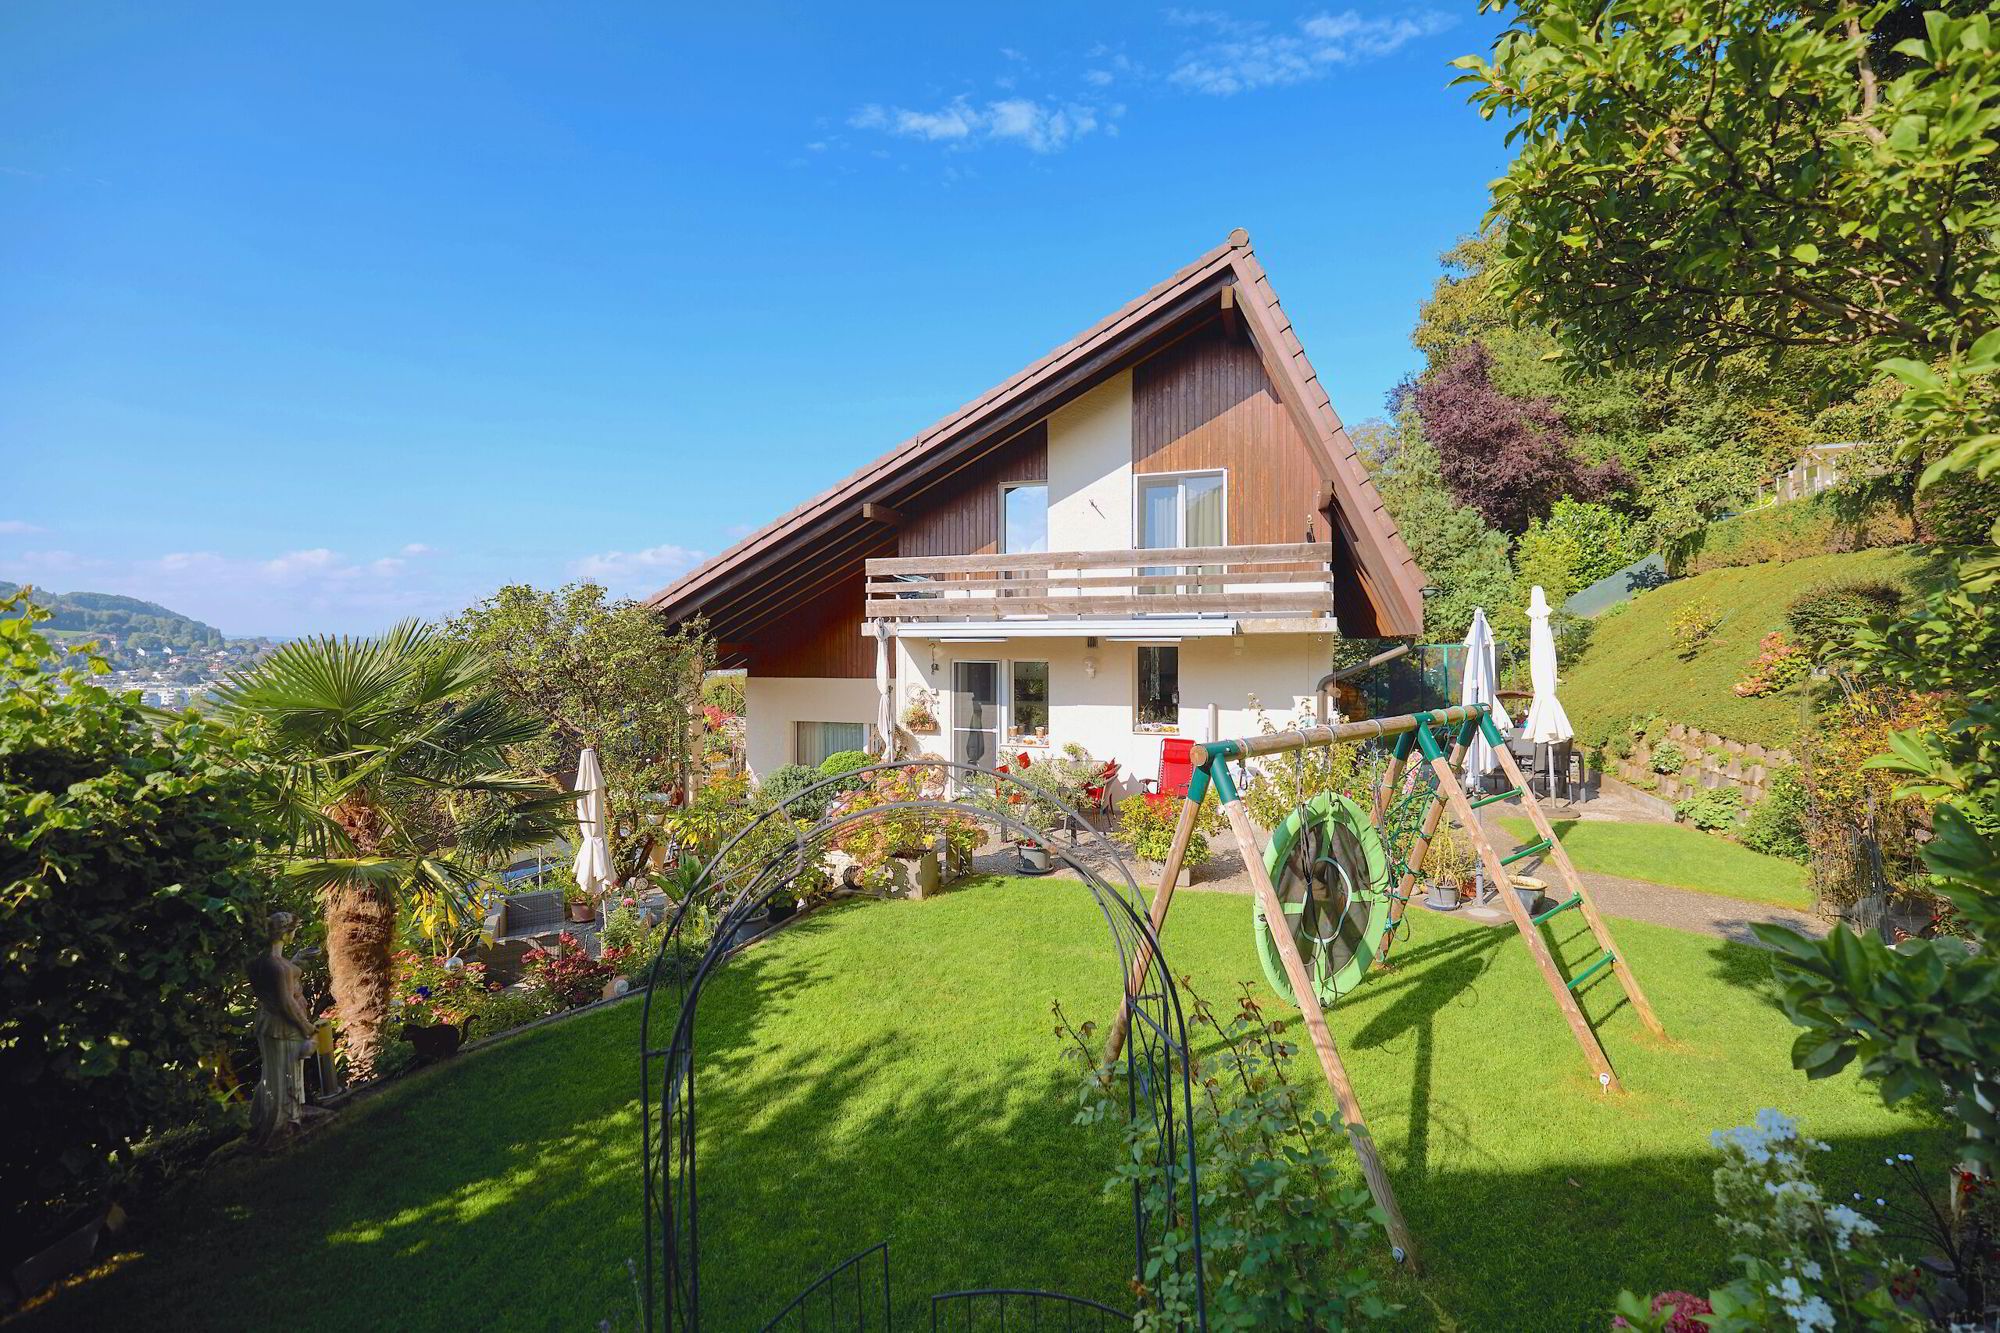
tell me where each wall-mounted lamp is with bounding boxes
[1082,655,1099,679]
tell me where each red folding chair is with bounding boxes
[1143,737,1197,801]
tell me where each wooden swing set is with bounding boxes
[1101,702,1666,1270]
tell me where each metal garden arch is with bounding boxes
[638,759,1208,1330]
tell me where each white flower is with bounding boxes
[1789,1294,1835,1332]
[1825,1203,1879,1250]
[1801,1260,1823,1280]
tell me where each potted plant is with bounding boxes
[992,750,1072,874]
[1510,875,1547,915]
[1422,824,1476,910]
[564,882,598,923]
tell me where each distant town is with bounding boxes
[1,580,274,707]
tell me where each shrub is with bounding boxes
[1731,632,1811,697]
[1674,787,1743,832]
[1783,580,1906,665]
[1798,689,1949,914]
[1741,768,1809,863]
[521,934,618,1010]
[1647,740,1687,775]
[825,763,981,886]
[1664,492,1917,576]
[758,763,830,820]
[0,600,279,1253]
[1241,700,1386,831]
[818,749,872,777]
[394,951,554,1034]
[1117,791,1222,865]
[1057,983,1397,1328]
[1423,822,1477,885]
[1668,599,1722,658]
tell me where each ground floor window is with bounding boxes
[1135,645,1179,732]
[795,720,869,767]
[1010,660,1049,741]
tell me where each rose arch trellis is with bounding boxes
[638,759,1207,1329]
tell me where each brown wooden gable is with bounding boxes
[899,423,1048,559]
[650,230,1427,669]
[1132,321,1325,548]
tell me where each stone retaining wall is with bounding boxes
[1613,721,1796,806]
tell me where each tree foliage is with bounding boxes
[1408,341,1625,533]
[0,592,276,1251]
[449,582,710,876]
[1458,0,2000,1165]
[1359,415,1519,642]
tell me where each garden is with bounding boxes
[5,3,1999,1329]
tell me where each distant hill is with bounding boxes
[0,581,265,667]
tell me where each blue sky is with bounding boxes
[0,3,1507,637]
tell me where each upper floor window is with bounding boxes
[1001,483,1048,553]
[1138,473,1224,550]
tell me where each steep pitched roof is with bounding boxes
[649,230,1424,640]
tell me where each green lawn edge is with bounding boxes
[1497,815,1811,909]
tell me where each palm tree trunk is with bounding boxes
[325,881,397,1080]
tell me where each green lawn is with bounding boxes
[25,878,1943,1331]
[1562,545,1934,749]
[1497,815,1812,909]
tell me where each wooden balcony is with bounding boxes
[863,542,1335,623]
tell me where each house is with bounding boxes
[647,230,1425,788]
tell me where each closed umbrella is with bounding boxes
[572,746,613,903]
[1460,607,1512,781]
[874,621,895,759]
[1519,586,1573,745]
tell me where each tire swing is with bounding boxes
[1252,791,1392,1008]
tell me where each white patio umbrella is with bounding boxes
[873,621,895,758]
[1460,607,1513,780]
[1518,586,1573,745]
[571,746,613,902]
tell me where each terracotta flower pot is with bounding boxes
[567,901,597,923]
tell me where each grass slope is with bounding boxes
[24,879,1946,1332]
[1497,816,1811,909]
[1563,546,1932,749]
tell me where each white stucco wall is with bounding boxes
[743,676,881,780]
[893,632,1333,797]
[1046,370,1133,554]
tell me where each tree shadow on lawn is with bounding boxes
[14,919,845,1333]
[24,898,1960,1333]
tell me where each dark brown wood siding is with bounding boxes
[1132,323,1325,548]
[748,566,875,678]
[898,423,1048,559]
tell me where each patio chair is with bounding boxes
[1140,737,1197,801]
[479,890,567,983]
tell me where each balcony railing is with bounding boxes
[863,542,1335,622]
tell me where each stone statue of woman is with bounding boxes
[246,911,317,1146]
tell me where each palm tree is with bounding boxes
[217,621,570,1077]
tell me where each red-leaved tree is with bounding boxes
[1410,342,1625,532]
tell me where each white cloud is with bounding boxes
[848,95,1106,155]
[568,543,707,598]
[0,519,44,534]
[399,542,434,557]
[1170,9,1456,95]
